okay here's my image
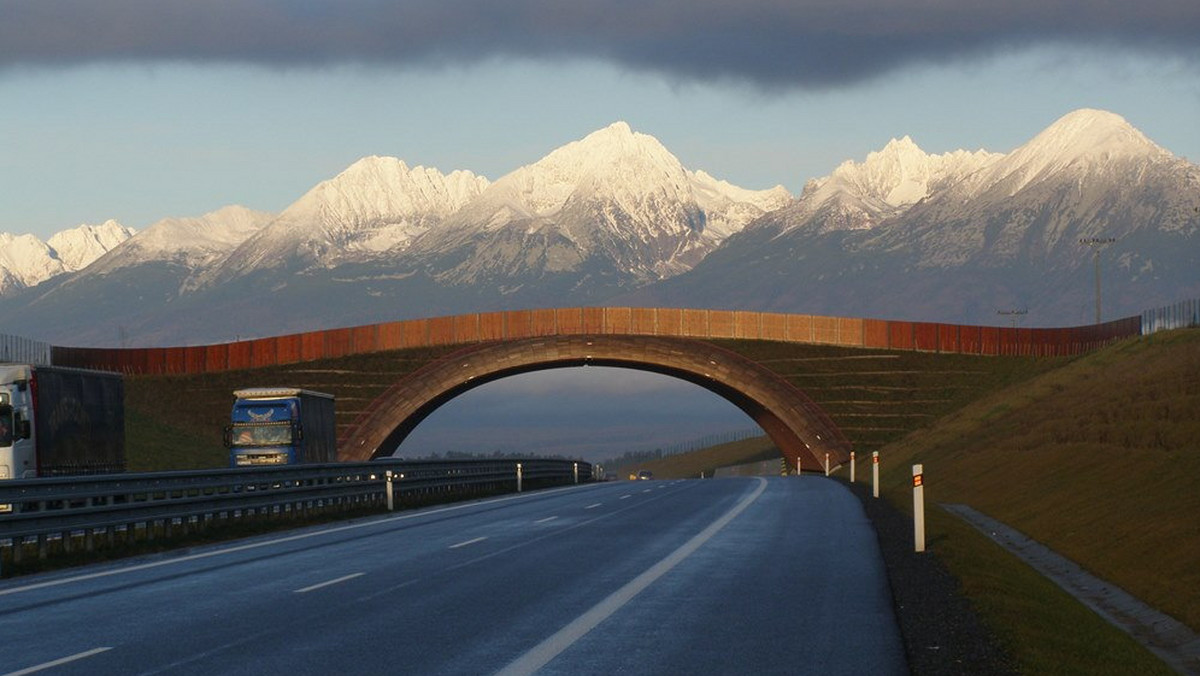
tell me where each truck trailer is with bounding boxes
[0,363,125,481]
[224,388,336,467]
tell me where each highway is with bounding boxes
[0,476,905,675]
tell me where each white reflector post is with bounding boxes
[913,464,926,553]
[850,451,856,483]
[872,452,880,498]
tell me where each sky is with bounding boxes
[2,0,1199,241]
[3,1,1199,461]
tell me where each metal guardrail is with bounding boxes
[0,458,592,565]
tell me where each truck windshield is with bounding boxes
[230,423,292,447]
[0,404,11,447]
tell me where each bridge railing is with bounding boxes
[0,458,590,568]
[49,307,1146,375]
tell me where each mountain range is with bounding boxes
[1,109,1197,347]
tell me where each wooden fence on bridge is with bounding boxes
[48,307,1143,376]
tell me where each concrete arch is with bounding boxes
[340,335,852,472]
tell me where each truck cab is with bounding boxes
[225,388,335,467]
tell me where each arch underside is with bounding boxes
[340,335,852,472]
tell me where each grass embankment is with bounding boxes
[124,345,461,471]
[859,328,1199,673]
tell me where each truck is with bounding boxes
[0,363,125,481]
[224,388,336,467]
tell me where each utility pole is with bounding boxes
[1079,237,1116,324]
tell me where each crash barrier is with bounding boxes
[49,307,1144,375]
[1142,297,1200,334]
[0,333,51,366]
[0,457,590,571]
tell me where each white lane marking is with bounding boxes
[4,647,112,676]
[496,477,769,676]
[293,572,364,594]
[0,483,596,598]
[584,503,602,510]
[619,495,631,500]
[641,489,652,493]
[534,516,558,524]
[449,536,488,549]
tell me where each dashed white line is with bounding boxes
[450,536,489,549]
[4,647,112,676]
[619,495,631,500]
[584,503,602,510]
[294,572,364,594]
[534,516,559,524]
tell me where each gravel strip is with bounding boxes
[843,480,1017,675]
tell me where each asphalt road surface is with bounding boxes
[0,476,906,675]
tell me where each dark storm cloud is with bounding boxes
[2,0,1198,86]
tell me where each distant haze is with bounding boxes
[396,367,756,463]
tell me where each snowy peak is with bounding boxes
[975,108,1175,197]
[0,220,134,295]
[427,122,793,285]
[1021,108,1165,163]
[47,220,136,270]
[818,135,1000,208]
[84,206,274,276]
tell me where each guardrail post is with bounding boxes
[872,451,880,498]
[517,463,523,493]
[913,464,925,553]
[385,470,395,512]
[850,451,856,482]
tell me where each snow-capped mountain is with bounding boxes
[1,109,1196,346]
[81,206,274,276]
[0,220,134,295]
[417,122,789,289]
[195,158,490,288]
[629,109,1200,324]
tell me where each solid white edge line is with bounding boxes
[0,483,596,598]
[293,572,365,594]
[495,477,768,676]
[449,536,488,549]
[4,647,112,676]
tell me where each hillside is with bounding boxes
[871,327,1200,634]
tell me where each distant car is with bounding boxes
[637,470,654,480]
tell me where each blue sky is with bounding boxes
[3,2,1198,240]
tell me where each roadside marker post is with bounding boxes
[872,452,880,498]
[573,462,579,484]
[850,451,856,483]
[797,457,802,477]
[824,453,830,476]
[913,464,926,553]
[517,463,523,493]
[385,470,395,512]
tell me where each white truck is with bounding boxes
[0,363,125,481]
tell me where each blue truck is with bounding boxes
[224,388,336,467]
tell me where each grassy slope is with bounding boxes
[874,328,1200,634]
